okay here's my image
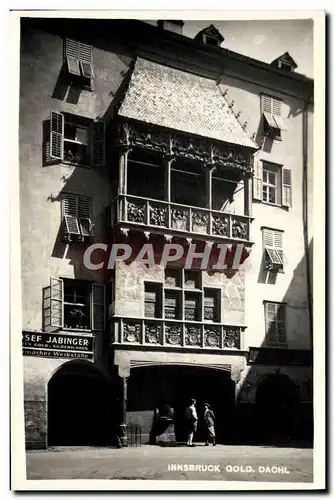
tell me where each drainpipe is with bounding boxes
[302,96,313,348]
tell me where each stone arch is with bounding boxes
[126,362,236,444]
[47,360,117,447]
[255,372,300,441]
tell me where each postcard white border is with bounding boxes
[9,8,325,492]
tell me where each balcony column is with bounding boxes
[243,173,253,217]
[117,376,129,447]
[163,154,175,228]
[118,146,131,195]
[204,164,214,209]
[117,365,130,447]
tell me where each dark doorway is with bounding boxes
[255,373,300,443]
[48,361,116,446]
[127,364,235,444]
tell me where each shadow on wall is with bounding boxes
[42,54,136,280]
[234,245,313,448]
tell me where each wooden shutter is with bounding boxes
[272,98,281,116]
[78,196,93,237]
[253,158,263,201]
[62,194,80,235]
[263,228,274,247]
[91,284,105,330]
[65,38,81,76]
[79,42,94,79]
[274,231,283,249]
[261,95,272,113]
[50,111,64,160]
[91,121,105,167]
[282,168,292,208]
[43,278,63,332]
[78,196,91,219]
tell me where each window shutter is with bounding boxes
[274,231,283,249]
[282,168,292,208]
[62,194,80,235]
[261,95,272,114]
[78,42,94,79]
[50,111,64,160]
[253,158,263,201]
[272,98,281,116]
[263,229,274,247]
[91,121,105,167]
[78,196,93,236]
[65,38,79,58]
[78,42,92,63]
[78,196,91,219]
[63,194,78,217]
[65,39,80,76]
[43,278,63,332]
[92,284,105,330]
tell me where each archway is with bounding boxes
[47,361,116,446]
[127,364,235,444]
[255,373,300,442]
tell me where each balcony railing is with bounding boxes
[111,317,245,351]
[111,194,252,242]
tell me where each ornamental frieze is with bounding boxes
[123,321,141,343]
[145,323,162,344]
[116,120,253,174]
[223,327,241,349]
[165,324,182,345]
[185,325,202,347]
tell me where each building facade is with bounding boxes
[19,17,313,448]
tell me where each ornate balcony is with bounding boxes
[111,194,253,243]
[111,316,245,351]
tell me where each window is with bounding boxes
[261,94,287,139]
[50,110,105,167]
[262,163,280,205]
[279,62,293,72]
[263,228,285,272]
[43,278,105,332]
[164,290,181,319]
[62,193,94,242]
[264,301,286,346]
[205,35,219,46]
[204,290,220,321]
[144,283,162,318]
[64,38,94,86]
[253,159,292,208]
[144,270,220,322]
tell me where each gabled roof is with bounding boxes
[194,24,225,44]
[270,52,298,70]
[118,58,258,149]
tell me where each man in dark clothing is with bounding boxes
[204,403,216,446]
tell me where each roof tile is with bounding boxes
[118,58,258,149]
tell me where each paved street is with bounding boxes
[26,444,313,483]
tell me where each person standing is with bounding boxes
[204,403,216,446]
[185,399,198,447]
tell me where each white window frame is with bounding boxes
[262,227,285,273]
[49,110,105,167]
[264,301,287,347]
[253,158,292,209]
[262,163,281,206]
[43,277,105,332]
